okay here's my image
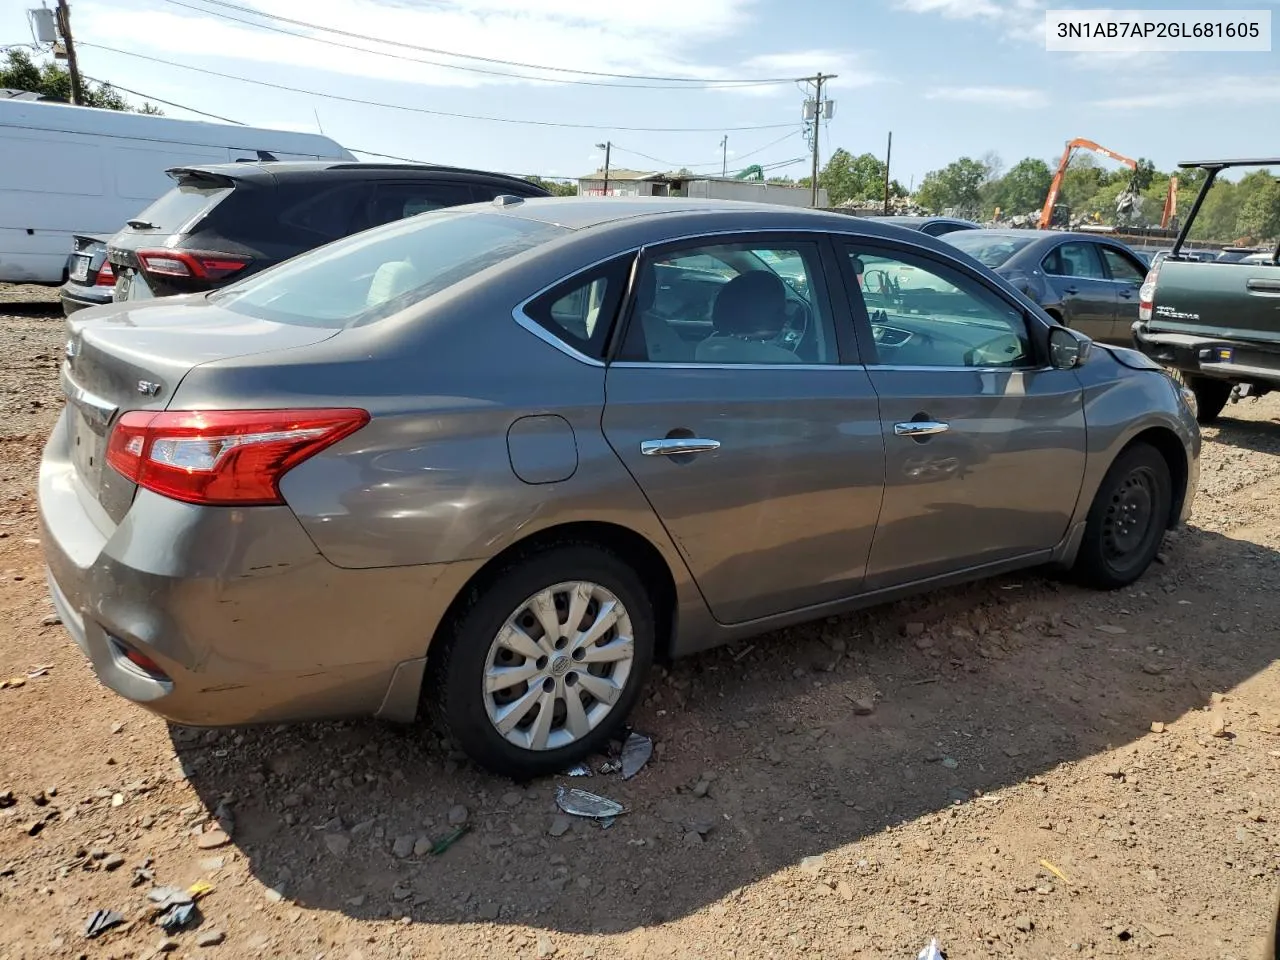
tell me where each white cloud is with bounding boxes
[894,0,1047,42]
[1094,74,1280,109]
[77,0,858,96]
[925,85,1048,107]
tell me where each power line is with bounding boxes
[612,130,802,171]
[159,0,787,91]
[167,0,799,86]
[80,73,245,123]
[78,43,799,133]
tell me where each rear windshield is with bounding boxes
[943,233,1036,269]
[211,209,568,328]
[127,180,230,233]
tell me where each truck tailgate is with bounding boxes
[1150,259,1280,344]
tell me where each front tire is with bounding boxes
[1170,370,1231,424]
[1073,442,1172,590]
[429,544,654,779]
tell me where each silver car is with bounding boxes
[40,198,1201,778]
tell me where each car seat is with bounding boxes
[695,271,800,364]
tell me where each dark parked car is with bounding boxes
[105,161,551,303]
[872,215,981,237]
[42,198,1199,778]
[943,229,1150,345]
[60,235,116,316]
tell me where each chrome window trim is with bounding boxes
[509,225,1036,368]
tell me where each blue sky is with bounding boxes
[4,0,1278,185]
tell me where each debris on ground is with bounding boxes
[555,787,626,820]
[428,825,469,855]
[84,909,125,939]
[916,938,945,960]
[620,732,653,779]
[564,762,592,777]
[157,902,199,933]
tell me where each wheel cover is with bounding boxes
[482,581,635,752]
[1102,465,1157,562]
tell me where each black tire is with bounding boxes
[428,543,654,779]
[1171,370,1231,424]
[1073,442,1172,590]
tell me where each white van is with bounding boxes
[0,99,355,283]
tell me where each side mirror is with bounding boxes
[1049,325,1093,369]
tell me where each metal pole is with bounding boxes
[882,131,893,216]
[1172,166,1218,257]
[55,0,85,106]
[721,136,727,177]
[810,74,824,208]
[603,142,611,196]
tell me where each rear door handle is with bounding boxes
[1118,288,1134,299]
[641,438,721,456]
[894,421,949,438]
[1246,278,1280,293]
[1063,285,1079,295]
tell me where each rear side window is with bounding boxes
[522,257,632,358]
[212,210,568,328]
[127,180,230,233]
[278,183,369,241]
[363,181,479,229]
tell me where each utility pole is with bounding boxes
[801,73,835,208]
[54,0,85,107]
[594,141,612,196]
[720,136,728,177]
[883,131,893,216]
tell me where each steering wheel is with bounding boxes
[862,269,899,299]
[775,298,811,353]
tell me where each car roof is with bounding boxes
[489,196,936,234]
[948,228,1130,243]
[166,160,546,191]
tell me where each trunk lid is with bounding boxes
[1149,258,1280,344]
[61,296,341,523]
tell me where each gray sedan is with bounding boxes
[40,198,1200,778]
[943,229,1151,345]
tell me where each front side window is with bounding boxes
[1043,242,1106,279]
[620,240,838,365]
[845,245,1032,368]
[1100,247,1146,282]
[212,210,567,328]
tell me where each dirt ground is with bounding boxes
[1,282,1278,960]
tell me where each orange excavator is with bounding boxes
[1038,137,1177,230]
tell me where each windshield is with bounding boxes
[212,210,568,328]
[943,233,1035,269]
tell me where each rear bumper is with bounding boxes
[1133,322,1280,384]
[60,283,113,316]
[37,410,481,727]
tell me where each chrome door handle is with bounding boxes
[894,421,949,438]
[641,438,721,456]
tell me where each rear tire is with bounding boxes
[428,543,654,779]
[1171,370,1231,424]
[1073,442,1172,590]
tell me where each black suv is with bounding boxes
[105,161,551,302]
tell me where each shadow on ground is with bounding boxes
[172,524,1280,934]
[1208,410,1280,456]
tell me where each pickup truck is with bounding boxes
[1132,157,1280,423]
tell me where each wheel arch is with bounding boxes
[1119,425,1189,527]
[428,520,680,668]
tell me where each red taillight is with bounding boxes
[106,409,369,506]
[95,261,115,287]
[1138,262,1160,322]
[136,250,250,282]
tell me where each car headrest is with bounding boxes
[712,271,786,338]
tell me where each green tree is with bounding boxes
[915,157,988,216]
[1235,169,1280,242]
[1,49,160,113]
[1187,180,1242,243]
[989,157,1053,217]
[820,149,888,205]
[523,176,577,197]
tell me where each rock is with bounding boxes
[914,636,933,650]
[798,855,825,878]
[111,793,124,807]
[1150,721,1166,734]
[199,858,225,872]
[923,751,943,763]
[41,613,61,627]
[682,831,704,847]
[196,828,231,850]
[1210,692,1226,705]
[110,721,124,734]
[1142,663,1164,676]
[536,934,557,959]
[264,887,285,903]
[501,791,522,808]
[346,894,366,907]
[476,902,500,921]
[156,938,179,953]
[1209,713,1228,738]
[1142,921,1173,938]
[103,853,126,871]
[0,791,13,809]
[350,819,375,838]
[1097,625,1127,635]
[413,836,433,856]
[324,833,351,858]
[1101,760,1124,779]
[548,815,571,838]
[691,780,711,798]
[391,885,412,901]
[1014,915,1033,933]
[281,794,303,809]
[941,757,959,770]
[903,622,925,637]
[392,834,415,858]
[836,880,854,902]
[850,698,875,716]
[196,930,226,947]
[447,805,469,826]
